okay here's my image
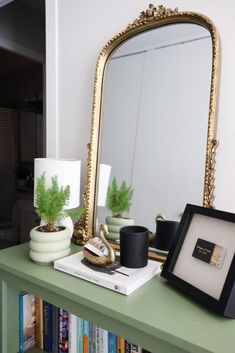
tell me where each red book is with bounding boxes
[83,335,89,353]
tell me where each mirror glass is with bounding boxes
[96,22,212,234]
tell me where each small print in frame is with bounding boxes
[192,238,226,268]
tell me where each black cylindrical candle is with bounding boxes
[120,225,149,268]
[155,220,179,251]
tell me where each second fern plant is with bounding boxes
[105,177,134,240]
[107,177,133,218]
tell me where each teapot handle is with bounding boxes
[155,213,165,222]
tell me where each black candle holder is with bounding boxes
[120,225,149,268]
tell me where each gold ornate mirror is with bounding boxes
[72,4,220,244]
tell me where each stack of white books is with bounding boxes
[54,251,161,295]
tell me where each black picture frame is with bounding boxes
[161,204,235,317]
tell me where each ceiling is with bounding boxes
[18,0,45,13]
[0,0,44,78]
[0,0,44,12]
[0,47,42,78]
[0,0,14,7]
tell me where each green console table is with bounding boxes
[0,243,234,353]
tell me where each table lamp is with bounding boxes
[98,164,112,207]
[34,158,81,236]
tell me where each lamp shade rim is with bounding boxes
[34,158,81,209]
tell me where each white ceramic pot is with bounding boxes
[29,226,71,264]
[105,216,134,241]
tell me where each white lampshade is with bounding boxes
[98,164,112,207]
[34,158,81,209]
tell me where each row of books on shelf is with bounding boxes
[19,292,151,353]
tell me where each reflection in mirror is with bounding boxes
[97,23,213,233]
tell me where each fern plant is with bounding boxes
[107,177,134,218]
[35,173,84,232]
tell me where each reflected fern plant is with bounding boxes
[107,177,134,218]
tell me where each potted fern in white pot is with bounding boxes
[29,173,84,264]
[105,177,134,241]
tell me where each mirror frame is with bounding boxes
[72,4,220,244]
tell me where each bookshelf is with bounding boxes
[0,243,235,353]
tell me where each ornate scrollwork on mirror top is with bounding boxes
[72,4,220,245]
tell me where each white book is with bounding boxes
[68,313,77,353]
[131,342,142,352]
[54,251,161,295]
[96,326,100,353]
[99,328,108,353]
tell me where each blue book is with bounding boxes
[19,292,25,353]
[108,332,117,353]
[77,316,84,353]
[43,301,53,352]
[52,305,60,353]
[19,292,36,353]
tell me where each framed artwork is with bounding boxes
[161,204,235,317]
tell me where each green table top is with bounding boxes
[0,243,234,353]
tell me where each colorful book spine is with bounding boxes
[19,292,36,353]
[43,301,53,352]
[52,305,60,353]
[77,316,84,353]
[89,322,96,353]
[68,313,77,353]
[19,295,147,353]
[108,332,117,353]
[83,319,90,353]
[125,340,131,353]
[19,294,147,353]
[117,336,125,353]
[131,343,142,353]
[35,297,43,349]
[99,328,108,353]
[19,292,26,353]
[59,308,69,353]
[95,326,100,353]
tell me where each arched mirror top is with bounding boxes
[72,4,220,244]
[97,5,219,64]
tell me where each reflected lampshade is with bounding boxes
[34,158,81,209]
[98,164,112,207]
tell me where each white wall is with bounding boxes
[46,0,235,213]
